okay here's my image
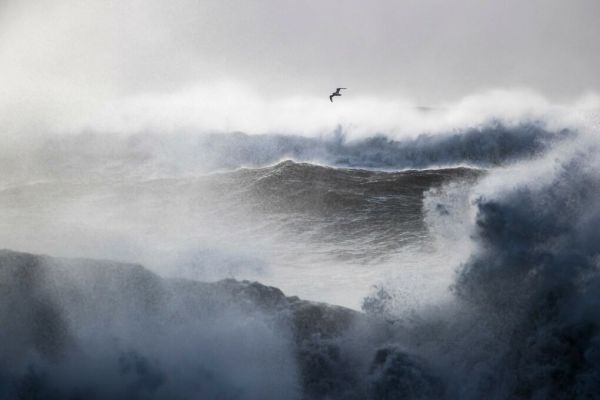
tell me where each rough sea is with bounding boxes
[1,107,600,399]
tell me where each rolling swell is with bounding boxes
[243,161,483,215]
[236,161,483,259]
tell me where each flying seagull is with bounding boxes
[329,87,347,102]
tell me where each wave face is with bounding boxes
[237,161,483,258]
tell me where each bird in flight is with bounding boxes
[329,88,347,102]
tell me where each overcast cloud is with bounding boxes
[1,0,599,134]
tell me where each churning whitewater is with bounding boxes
[0,106,600,399]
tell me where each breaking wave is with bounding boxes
[446,152,600,399]
[0,121,571,184]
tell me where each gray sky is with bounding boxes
[1,0,599,133]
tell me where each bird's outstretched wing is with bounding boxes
[336,88,347,91]
[329,95,334,102]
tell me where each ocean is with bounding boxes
[0,115,599,399]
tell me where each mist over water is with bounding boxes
[0,101,574,307]
[2,0,600,396]
[1,90,600,398]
